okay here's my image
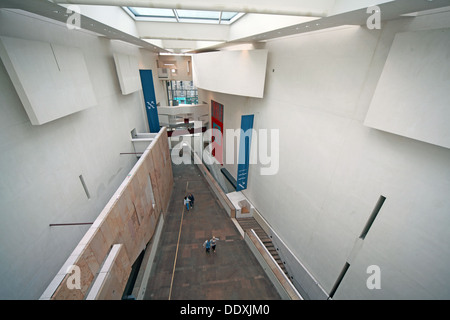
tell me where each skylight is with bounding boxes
[124,7,244,24]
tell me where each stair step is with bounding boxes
[238,218,292,281]
[255,232,268,238]
[240,225,260,230]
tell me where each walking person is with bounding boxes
[210,236,219,253]
[188,193,195,208]
[184,196,190,211]
[203,239,211,253]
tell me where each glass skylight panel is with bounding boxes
[220,12,239,21]
[129,7,175,18]
[176,10,220,20]
[126,7,244,24]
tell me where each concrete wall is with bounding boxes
[0,9,165,299]
[198,10,450,299]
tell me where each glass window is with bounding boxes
[129,7,175,18]
[126,7,243,25]
[176,10,220,20]
[221,12,239,21]
[167,80,198,105]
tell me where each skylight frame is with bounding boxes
[123,7,245,25]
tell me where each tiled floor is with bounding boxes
[143,162,281,300]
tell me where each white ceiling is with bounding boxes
[1,0,450,53]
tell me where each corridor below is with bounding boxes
[143,162,281,300]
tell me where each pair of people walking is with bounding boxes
[183,193,194,211]
[203,236,219,254]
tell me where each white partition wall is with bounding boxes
[113,52,142,95]
[364,28,450,149]
[0,36,97,125]
[192,49,268,98]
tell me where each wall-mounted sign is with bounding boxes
[211,100,224,164]
[236,114,254,191]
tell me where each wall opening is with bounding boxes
[360,195,386,240]
[329,262,350,299]
[147,174,156,209]
[79,174,91,200]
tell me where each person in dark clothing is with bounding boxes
[188,193,195,208]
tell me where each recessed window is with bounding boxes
[167,80,198,105]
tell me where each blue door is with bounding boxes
[139,70,160,133]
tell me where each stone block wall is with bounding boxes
[40,127,173,300]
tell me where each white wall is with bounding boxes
[198,10,450,299]
[229,13,318,41]
[0,9,162,299]
[0,36,98,125]
[193,49,268,98]
[364,27,450,149]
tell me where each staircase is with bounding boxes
[237,217,289,278]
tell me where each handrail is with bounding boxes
[265,220,329,298]
[253,209,329,299]
[248,229,303,300]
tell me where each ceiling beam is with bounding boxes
[136,21,229,42]
[189,0,450,53]
[0,0,169,52]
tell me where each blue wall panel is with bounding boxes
[139,69,160,133]
[236,114,254,191]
